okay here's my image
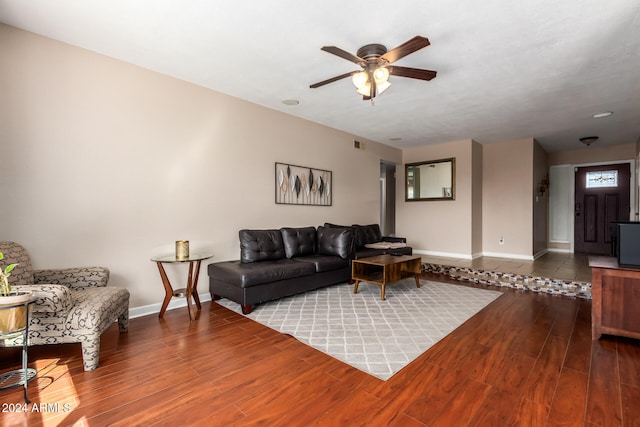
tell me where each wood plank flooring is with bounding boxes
[1,272,639,426]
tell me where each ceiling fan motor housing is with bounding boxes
[357,44,388,65]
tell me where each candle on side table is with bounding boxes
[175,240,189,260]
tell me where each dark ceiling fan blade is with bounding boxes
[389,66,437,81]
[381,36,431,64]
[309,71,355,89]
[321,46,364,65]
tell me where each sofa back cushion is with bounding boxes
[317,226,353,259]
[239,229,285,263]
[281,227,317,258]
[0,241,35,287]
[353,224,383,247]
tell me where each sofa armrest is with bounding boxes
[13,284,73,313]
[382,236,406,244]
[33,267,110,290]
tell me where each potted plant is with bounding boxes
[0,251,32,333]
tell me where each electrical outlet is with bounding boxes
[499,236,504,245]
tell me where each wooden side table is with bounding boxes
[151,253,213,321]
[589,256,640,340]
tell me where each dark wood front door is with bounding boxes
[574,163,630,254]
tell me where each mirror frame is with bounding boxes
[405,158,456,201]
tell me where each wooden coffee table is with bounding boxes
[352,254,422,300]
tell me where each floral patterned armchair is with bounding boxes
[0,241,129,371]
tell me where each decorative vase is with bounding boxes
[0,292,33,334]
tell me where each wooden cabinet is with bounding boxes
[589,256,640,340]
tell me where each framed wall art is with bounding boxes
[275,162,332,206]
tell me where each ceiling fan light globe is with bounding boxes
[373,67,390,85]
[356,84,371,96]
[377,81,391,94]
[352,71,368,89]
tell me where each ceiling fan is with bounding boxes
[310,35,437,102]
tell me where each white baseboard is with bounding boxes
[534,249,549,259]
[413,249,543,261]
[129,292,212,319]
[481,251,535,261]
[547,247,573,253]
[413,249,474,260]
[409,248,575,262]
[414,249,536,261]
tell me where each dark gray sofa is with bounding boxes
[209,226,353,314]
[327,223,412,259]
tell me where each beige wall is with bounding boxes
[397,138,540,260]
[0,25,402,309]
[482,139,535,258]
[397,140,475,258]
[548,142,636,166]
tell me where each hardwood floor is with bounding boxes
[2,272,639,426]
[421,252,593,283]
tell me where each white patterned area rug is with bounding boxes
[216,279,502,380]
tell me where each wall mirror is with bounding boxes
[405,158,456,201]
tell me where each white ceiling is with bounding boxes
[1,0,639,152]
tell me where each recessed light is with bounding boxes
[282,99,300,106]
[592,111,613,118]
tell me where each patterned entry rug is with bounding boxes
[216,279,503,380]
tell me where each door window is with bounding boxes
[586,170,618,188]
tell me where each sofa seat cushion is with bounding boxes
[67,286,130,332]
[293,255,349,273]
[209,259,316,288]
